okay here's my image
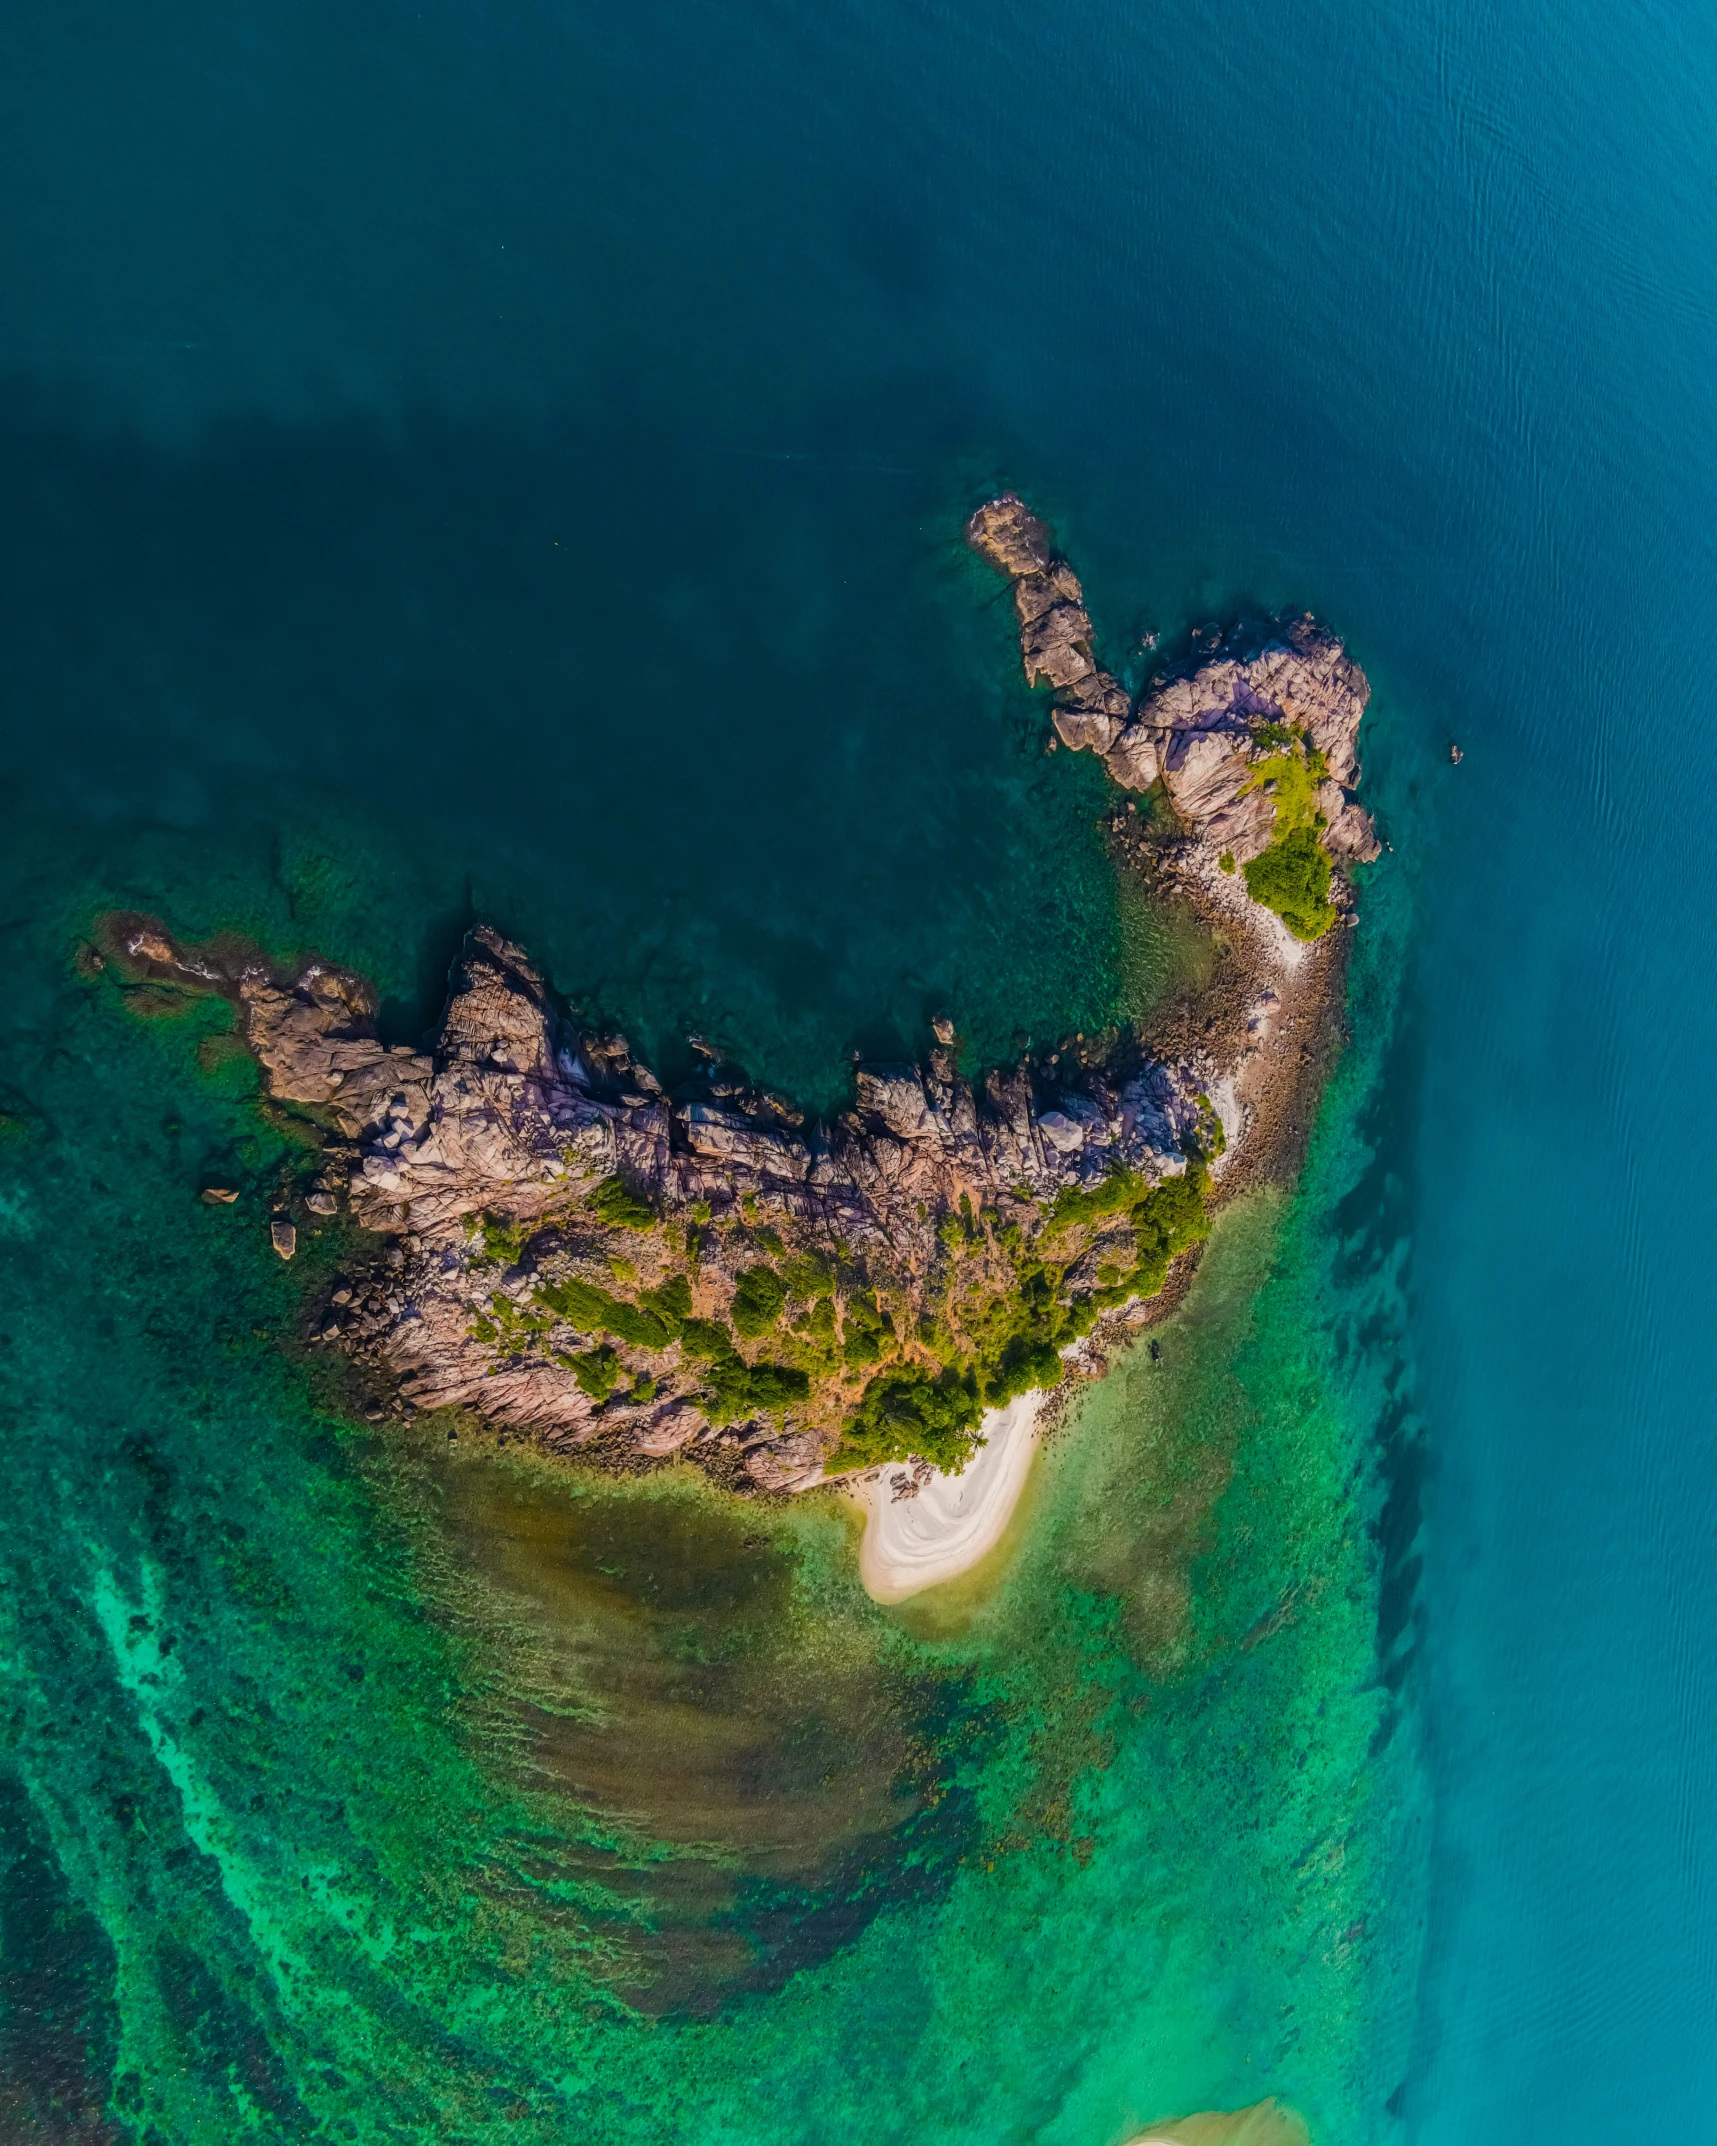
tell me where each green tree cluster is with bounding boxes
[1236,723,1341,941]
[828,1365,983,1474]
[1243,826,1338,941]
[589,1174,657,1229]
[731,1264,788,1338]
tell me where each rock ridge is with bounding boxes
[966,493,1381,873]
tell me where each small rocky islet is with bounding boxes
[97,496,1379,1497]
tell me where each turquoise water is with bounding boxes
[2,0,1715,2138]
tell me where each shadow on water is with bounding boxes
[0,374,1123,1112]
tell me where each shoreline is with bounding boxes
[850,1390,1043,1603]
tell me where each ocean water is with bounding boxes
[1,0,1714,2140]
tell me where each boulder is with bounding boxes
[633,1401,706,1457]
[964,493,1053,578]
[679,1103,811,1179]
[1012,562,1086,626]
[1323,797,1383,862]
[1020,602,1095,691]
[1053,705,1124,754]
[854,1066,933,1139]
[1104,722,1164,791]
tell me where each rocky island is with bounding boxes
[96,496,1379,1550]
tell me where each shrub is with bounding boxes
[679,1317,736,1360]
[591,1175,656,1230]
[537,1274,677,1351]
[839,1289,892,1367]
[795,1296,837,1340]
[643,1273,693,1325]
[779,1252,834,1299]
[1128,1166,1211,1292]
[566,1344,621,1400]
[981,1332,1064,1408]
[1047,1167,1150,1234]
[471,1212,531,1265]
[1189,1093,1226,1162]
[828,1365,983,1474]
[731,1264,788,1338]
[701,1351,810,1425]
[1243,827,1338,941]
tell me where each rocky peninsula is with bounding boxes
[96,495,1378,1532]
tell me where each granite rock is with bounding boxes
[965,494,1380,870]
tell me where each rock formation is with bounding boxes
[99,494,1381,1496]
[967,493,1380,873]
[110,914,1219,1492]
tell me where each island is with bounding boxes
[94,495,1378,1596]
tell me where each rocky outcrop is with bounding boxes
[102,495,1381,1496]
[968,495,1137,749]
[115,913,1216,1482]
[252,925,1210,1239]
[966,493,1381,872]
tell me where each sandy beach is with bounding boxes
[850,1390,1043,1603]
[1124,2101,1310,2146]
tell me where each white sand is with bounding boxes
[1123,2101,1310,2146]
[851,1391,1042,1604]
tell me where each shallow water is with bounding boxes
[4,0,1717,2137]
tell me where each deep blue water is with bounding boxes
[2,0,1715,2138]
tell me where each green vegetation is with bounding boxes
[467,1293,551,1349]
[1128,1165,1212,1294]
[779,1252,834,1299]
[828,1365,983,1474]
[702,1354,811,1426]
[567,1344,622,1400]
[665,1312,811,1424]
[730,1264,787,1338]
[792,1296,838,1342]
[840,1289,892,1368]
[536,1274,680,1351]
[1243,826,1338,941]
[679,1316,736,1360]
[645,1273,693,1324]
[590,1175,656,1230]
[1236,721,1341,941]
[1241,728,1329,839]
[460,1130,1214,1470]
[1046,1167,1150,1234]
[470,1212,532,1266]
